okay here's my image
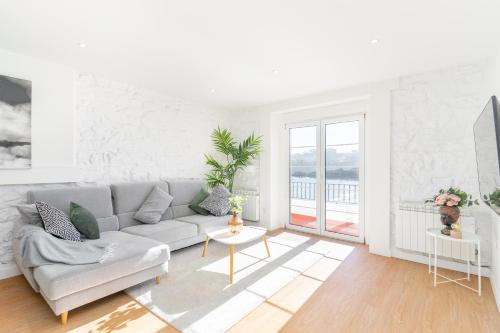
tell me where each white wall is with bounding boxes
[0,50,230,278]
[76,73,230,182]
[0,49,77,185]
[253,79,396,256]
[228,109,262,191]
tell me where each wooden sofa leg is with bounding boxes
[61,311,68,325]
[155,276,161,284]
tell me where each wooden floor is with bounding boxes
[1,229,499,333]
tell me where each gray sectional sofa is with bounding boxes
[13,179,229,324]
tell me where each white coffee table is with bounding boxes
[201,226,270,284]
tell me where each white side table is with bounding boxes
[426,227,481,296]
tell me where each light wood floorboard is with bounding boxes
[0,229,499,332]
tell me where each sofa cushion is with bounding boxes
[36,202,81,242]
[28,186,114,221]
[110,182,173,225]
[16,204,43,227]
[70,202,100,239]
[189,189,210,216]
[121,220,198,244]
[199,185,231,216]
[28,186,118,232]
[33,231,169,301]
[175,214,229,234]
[116,212,143,229]
[96,216,120,232]
[166,179,204,218]
[134,186,173,224]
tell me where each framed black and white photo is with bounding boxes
[0,74,31,169]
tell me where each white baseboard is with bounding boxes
[392,247,491,278]
[0,263,20,280]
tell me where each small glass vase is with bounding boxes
[228,213,243,234]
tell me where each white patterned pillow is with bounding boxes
[35,201,81,242]
[199,185,231,216]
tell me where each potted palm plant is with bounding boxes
[204,127,262,193]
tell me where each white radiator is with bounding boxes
[233,190,260,222]
[396,202,475,262]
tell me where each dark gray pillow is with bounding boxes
[199,185,231,216]
[16,204,44,227]
[134,186,173,224]
[35,201,81,241]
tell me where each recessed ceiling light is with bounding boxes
[272,69,279,75]
[78,42,87,48]
[210,88,216,94]
[370,39,379,44]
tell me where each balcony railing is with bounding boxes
[290,181,359,204]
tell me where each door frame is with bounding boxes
[285,115,365,243]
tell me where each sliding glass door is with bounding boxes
[287,116,364,243]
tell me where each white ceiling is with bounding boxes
[0,0,499,110]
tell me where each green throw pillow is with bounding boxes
[189,189,211,215]
[70,202,100,239]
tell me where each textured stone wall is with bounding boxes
[76,74,230,183]
[0,73,230,273]
[391,61,491,246]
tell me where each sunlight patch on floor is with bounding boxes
[240,240,294,261]
[246,267,300,298]
[131,231,355,333]
[188,290,264,333]
[199,252,261,276]
[227,302,293,333]
[282,250,324,272]
[68,301,169,333]
[303,257,342,281]
[225,233,354,332]
[268,275,323,313]
[324,242,356,261]
[266,232,310,247]
[306,239,351,255]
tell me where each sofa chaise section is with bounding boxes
[33,231,169,317]
[14,185,170,324]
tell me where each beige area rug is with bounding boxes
[126,231,355,333]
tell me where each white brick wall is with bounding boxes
[229,109,262,191]
[76,74,230,182]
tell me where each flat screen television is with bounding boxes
[474,96,500,215]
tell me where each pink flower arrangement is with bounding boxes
[434,193,461,206]
[434,195,446,205]
[426,187,479,208]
